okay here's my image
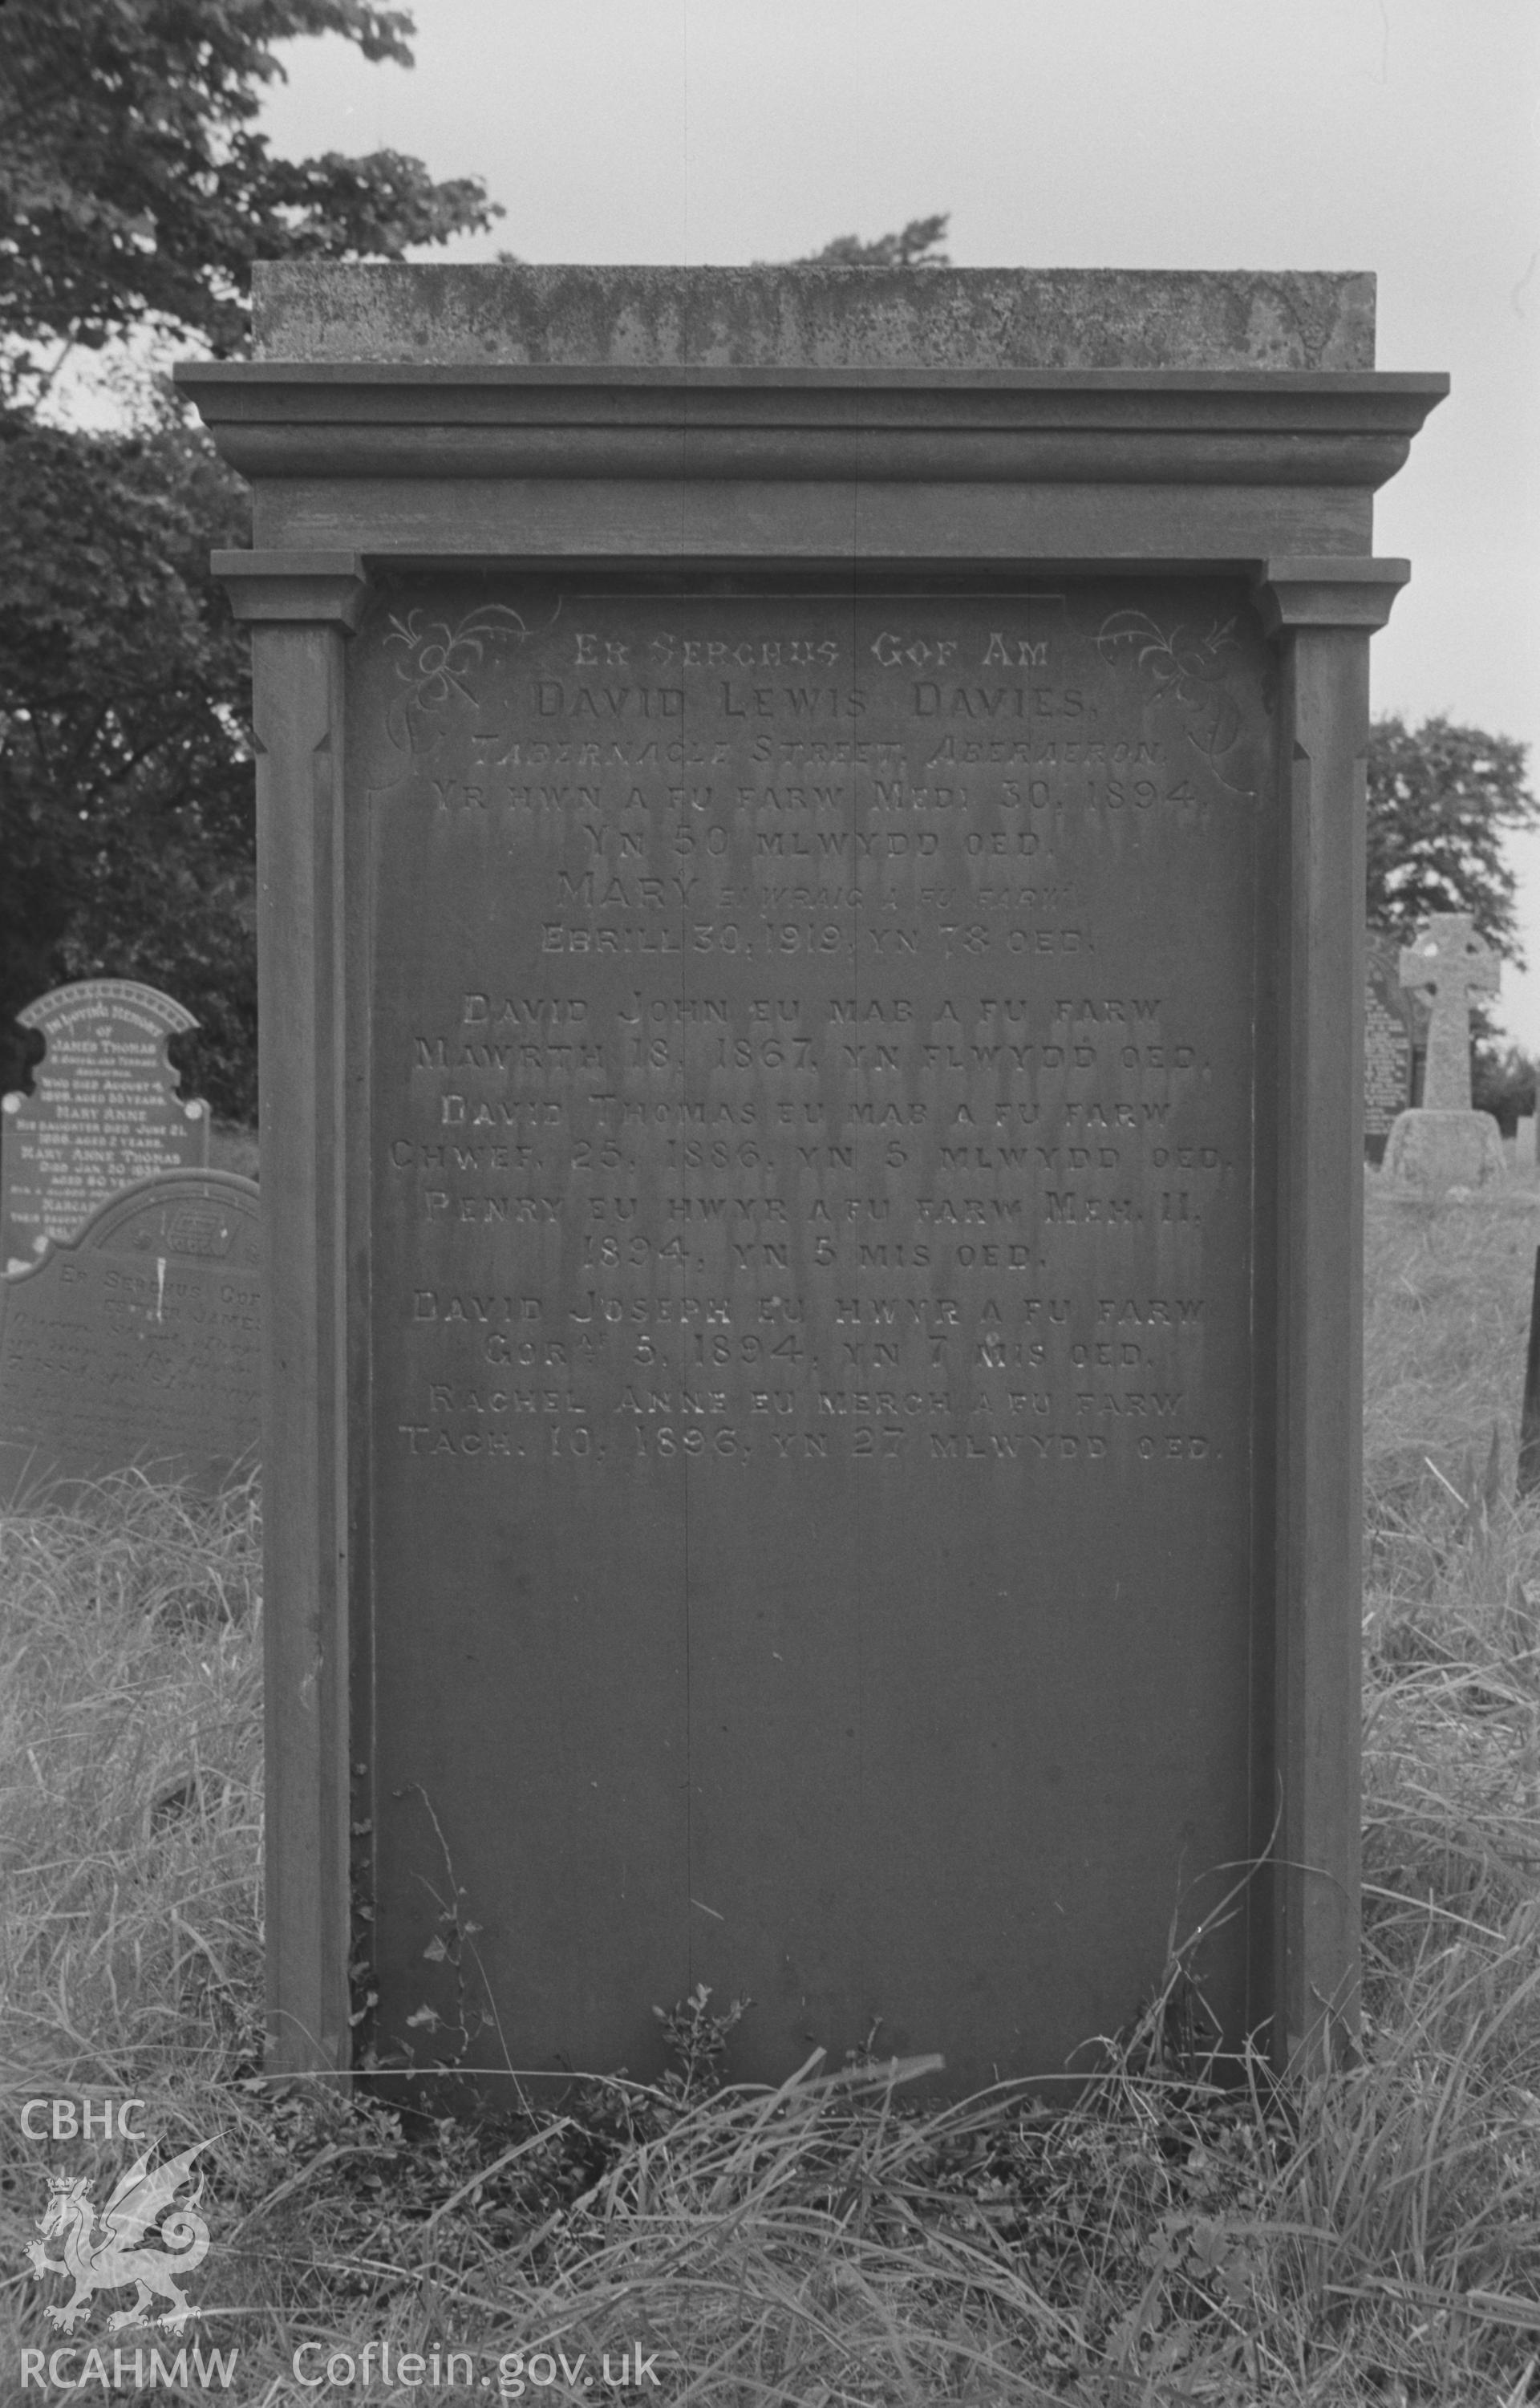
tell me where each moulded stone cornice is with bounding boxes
[176,364,1448,492]
[213,549,371,626]
[1250,556,1411,633]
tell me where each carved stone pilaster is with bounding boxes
[1253,556,1409,636]
[1251,557,1406,2073]
[217,550,370,2074]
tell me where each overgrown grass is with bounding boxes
[3,1182,1540,2402]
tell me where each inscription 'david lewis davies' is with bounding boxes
[361,584,1264,1487]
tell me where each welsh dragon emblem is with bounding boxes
[27,2142,210,2334]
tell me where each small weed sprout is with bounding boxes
[651,1982,752,2102]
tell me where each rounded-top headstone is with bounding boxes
[0,1169,260,1502]
[2,979,211,1275]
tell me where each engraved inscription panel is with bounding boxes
[355,582,1276,2088]
[0,1171,260,1501]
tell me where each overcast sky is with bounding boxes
[259,0,1540,1040]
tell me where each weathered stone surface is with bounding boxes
[1382,1109,1506,1190]
[253,262,1376,371]
[191,253,1445,2094]
[1397,915,1497,1113]
[360,576,1273,2091]
[1515,1115,1537,1170]
[2,980,210,1275]
[0,1170,260,1501]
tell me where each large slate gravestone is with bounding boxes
[0,1170,261,1502]
[372,582,1267,2082]
[179,263,1445,2090]
[1364,934,1416,1165]
[2,980,211,1276]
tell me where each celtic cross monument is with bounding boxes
[1384,913,1506,1186]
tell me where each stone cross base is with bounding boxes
[1381,1109,1506,1190]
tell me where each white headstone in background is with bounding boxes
[2,981,211,1275]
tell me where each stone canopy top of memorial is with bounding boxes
[249,263,1379,373]
[180,261,1447,596]
[179,266,1447,534]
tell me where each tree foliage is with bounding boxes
[1472,1042,1536,1133]
[1367,714,1540,967]
[796,214,950,269]
[0,2,498,1116]
[0,0,499,379]
[0,399,258,1111]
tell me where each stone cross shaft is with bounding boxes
[1399,914,1498,1112]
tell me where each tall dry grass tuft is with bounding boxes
[0,1474,264,2109]
[0,1178,1538,2401]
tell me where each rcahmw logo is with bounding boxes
[19,2098,237,2391]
